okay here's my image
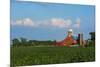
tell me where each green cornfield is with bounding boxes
[11,46,95,66]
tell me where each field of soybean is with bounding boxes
[11,46,95,66]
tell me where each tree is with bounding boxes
[89,32,95,41]
[88,32,95,46]
[20,38,27,43]
[20,37,28,46]
[12,38,20,47]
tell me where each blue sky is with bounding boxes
[11,0,95,41]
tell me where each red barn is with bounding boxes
[56,29,77,47]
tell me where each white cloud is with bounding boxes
[50,18,72,28]
[11,18,81,29]
[23,18,35,26]
[73,18,81,28]
[11,18,35,27]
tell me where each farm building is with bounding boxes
[56,29,85,47]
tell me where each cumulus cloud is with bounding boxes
[73,18,81,28]
[11,18,35,27]
[23,18,35,26]
[11,18,81,29]
[50,18,72,28]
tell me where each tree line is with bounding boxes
[11,32,95,47]
[11,38,56,47]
